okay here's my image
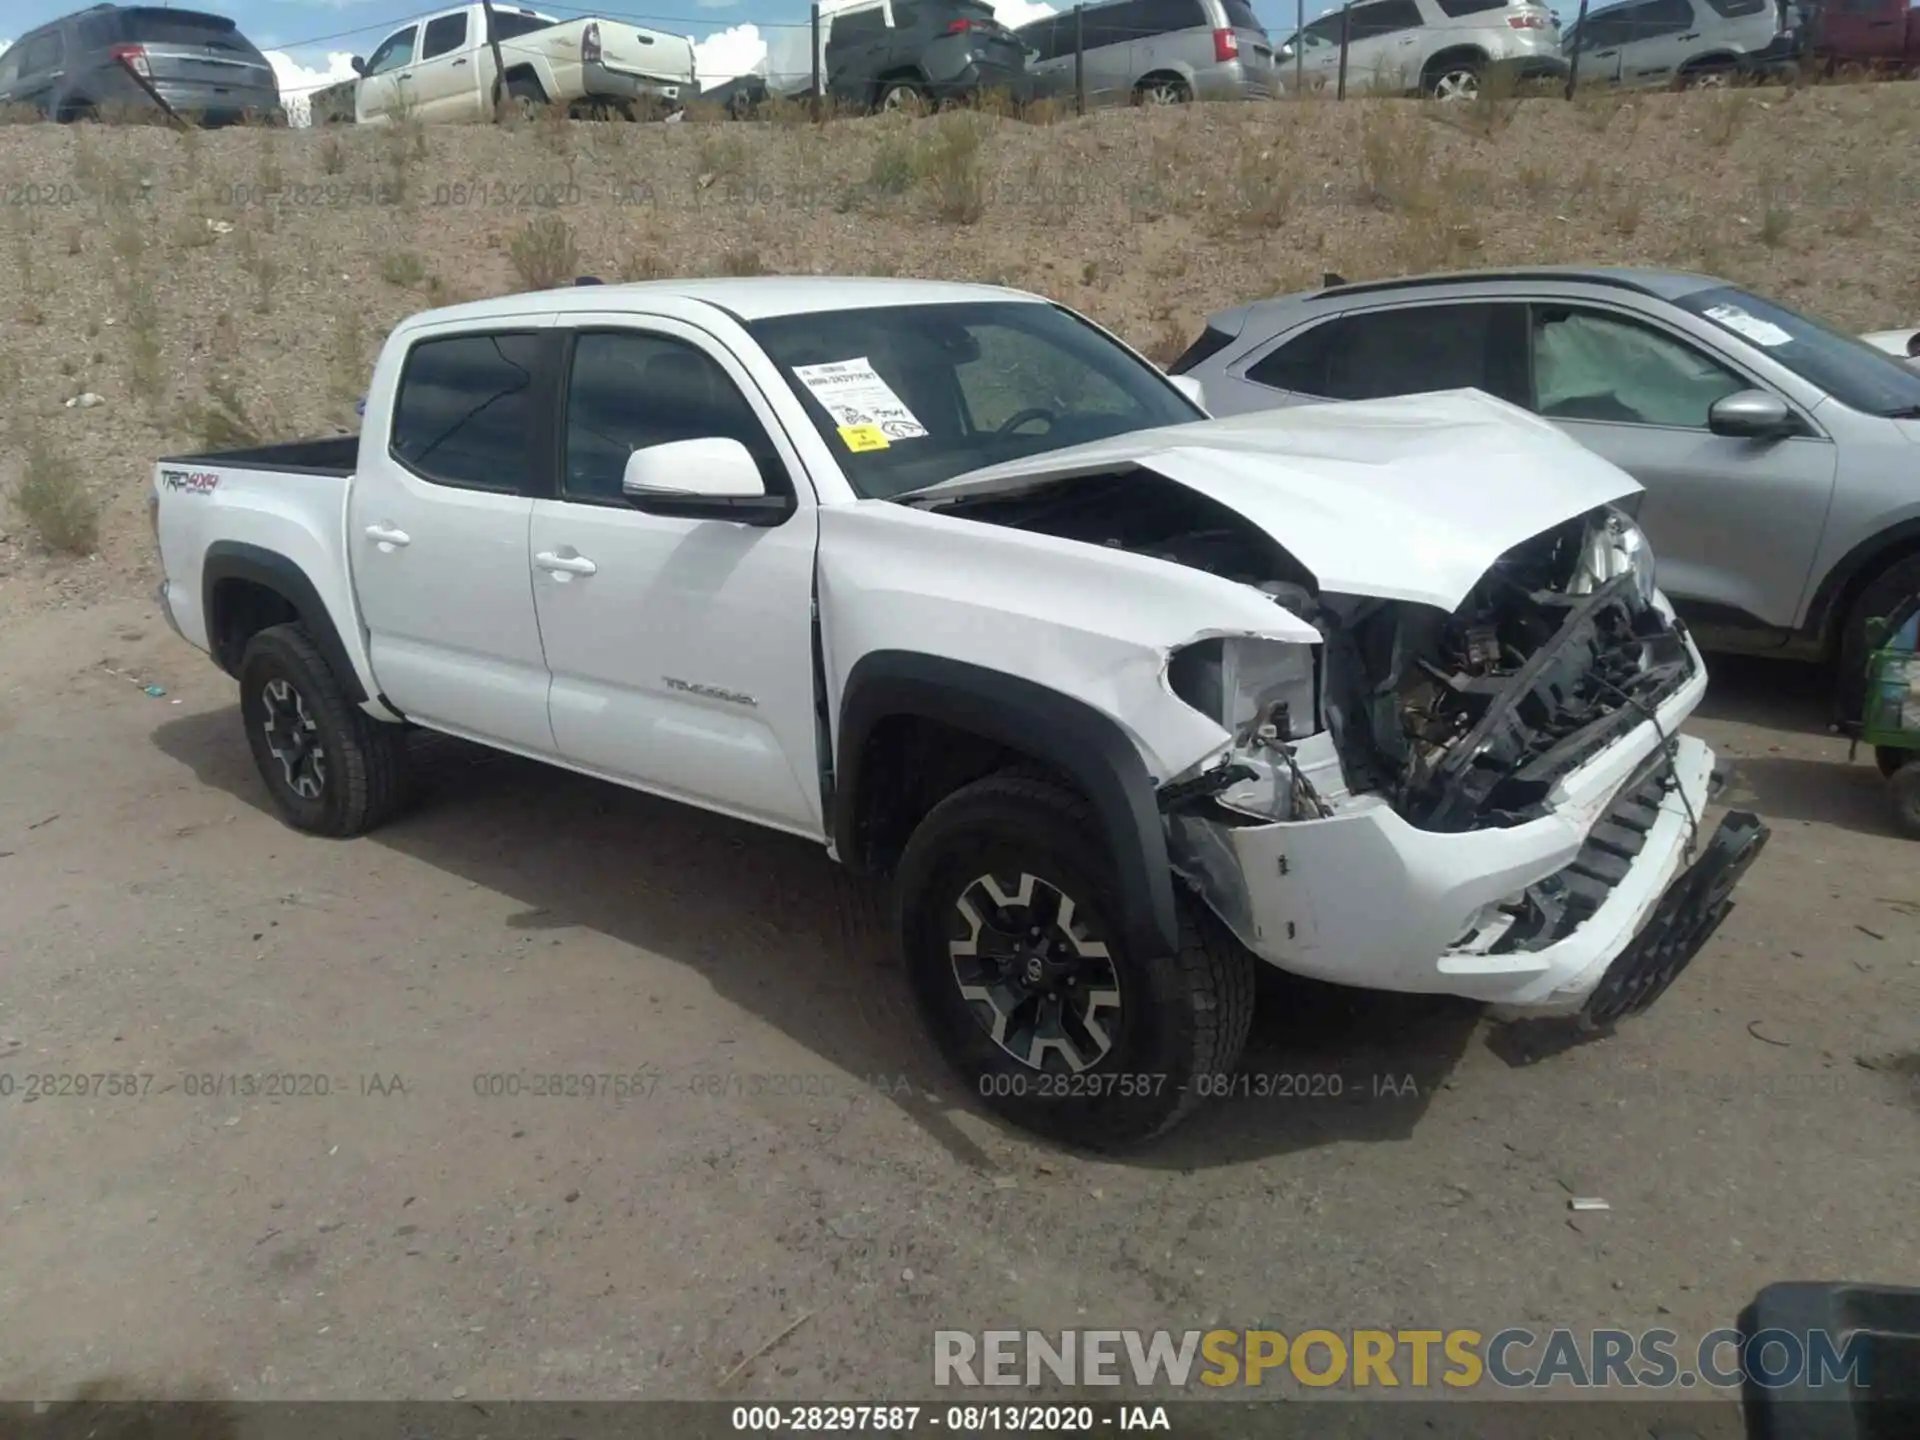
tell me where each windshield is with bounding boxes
[1674,285,1920,418]
[748,301,1204,499]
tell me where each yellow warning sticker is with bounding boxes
[838,424,890,452]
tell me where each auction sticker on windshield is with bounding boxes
[793,358,929,441]
[838,424,890,452]
[1704,305,1792,348]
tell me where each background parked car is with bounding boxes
[822,0,1028,111]
[1011,0,1278,107]
[1863,327,1920,368]
[0,4,282,124]
[1560,0,1801,87]
[1273,0,1566,99]
[1791,0,1920,75]
[1172,267,1920,722]
[344,4,694,124]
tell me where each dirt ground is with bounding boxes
[2,593,1917,1404]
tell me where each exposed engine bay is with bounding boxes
[939,469,1695,833]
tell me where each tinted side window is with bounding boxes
[562,332,781,502]
[421,14,470,59]
[489,11,554,41]
[830,7,889,41]
[1079,0,1145,46]
[392,333,546,491]
[1436,0,1512,15]
[79,15,126,49]
[1140,0,1210,33]
[1619,0,1694,38]
[1248,304,1523,403]
[364,27,418,75]
[1220,0,1266,30]
[19,31,65,73]
[1349,0,1427,40]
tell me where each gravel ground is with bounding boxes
[1,596,1915,1405]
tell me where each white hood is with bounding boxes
[913,389,1643,613]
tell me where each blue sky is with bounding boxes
[2,0,1335,111]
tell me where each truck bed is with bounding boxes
[160,435,358,476]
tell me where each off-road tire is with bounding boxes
[239,623,411,838]
[1890,762,1920,840]
[896,771,1255,1150]
[1836,552,1920,727]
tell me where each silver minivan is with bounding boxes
[1012,0,1278,106]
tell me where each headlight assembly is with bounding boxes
[1168,636,1319,741]
[1577,506,1658,606]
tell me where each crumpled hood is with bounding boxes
[912,389,1643,612]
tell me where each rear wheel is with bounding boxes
[1424,60,1483,100]
[1134,74,1192,105]
[896,772,1255,1149]
[1678,62,1736,88]
[1835,553,1920,727]
[875,78,925,113]
[1890,763,1920,840]
[239,624,411,838]
[504,77,549,121]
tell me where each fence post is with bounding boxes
[811,3,822,119]
[1074,5,1086,115]
[479,0,508,120]
[1294,0,1304,97]
[1335,1,1351,99]
[1563,0,1589,98]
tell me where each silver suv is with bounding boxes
[1275,0,1567,99]
[1170,267,1920,720]
[1562,0,1799,87]
[1011,0,1278,107]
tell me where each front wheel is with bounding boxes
[1133,75,1193,106]
[895,772,1255,1149]
[1836,553,1920,727]
[1890,763,1920,840]
[239,624,412,837]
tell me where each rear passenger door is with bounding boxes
[1345,0,1426,89]
[5,30,66,116]
[348,319,562,755]
[1615,0,1698,83]
[408,9,481,122]
[527,319,825,837]
[1127,0,1207,94]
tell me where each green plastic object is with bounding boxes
[1858,596,1920,839]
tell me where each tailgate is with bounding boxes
[599,22,697,81]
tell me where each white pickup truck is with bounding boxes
[151,277,1769,1147]
[340,2,697,124]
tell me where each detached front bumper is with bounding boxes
[1168,642,1769,1017]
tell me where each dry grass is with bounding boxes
[507,214,579,290]
[0,85,1917,612]
[10,422,99,555]
[183,373,275,451]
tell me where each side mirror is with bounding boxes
[1708,389,1800,440]
[350,55,367,76]
[1167,374,1207,410]
[1277,42,1295,59]
[621,437,791,526]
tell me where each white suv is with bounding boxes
[1276,0,1567,98]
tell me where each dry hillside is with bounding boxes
[3,84,1918,617]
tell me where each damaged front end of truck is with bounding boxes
[1155,504,1769,1022]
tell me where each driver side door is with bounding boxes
[356,24,418,123]
[1525,301,1837,631]
[527,318,826,837]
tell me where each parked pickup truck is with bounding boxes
[338,2,697,124]
[151,278,1769,1147]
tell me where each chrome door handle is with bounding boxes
[452,57,468,65]
[365,523,411,548]
[535,551,597,576]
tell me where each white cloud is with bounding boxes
[988,0,1056,25]
[265,49,359,127]
[695,23,770,86]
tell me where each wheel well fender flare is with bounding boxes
[203,541,368,706]
[1422,46,1489,78]
[1804,520,1920,652]
[834,651,1181,960]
